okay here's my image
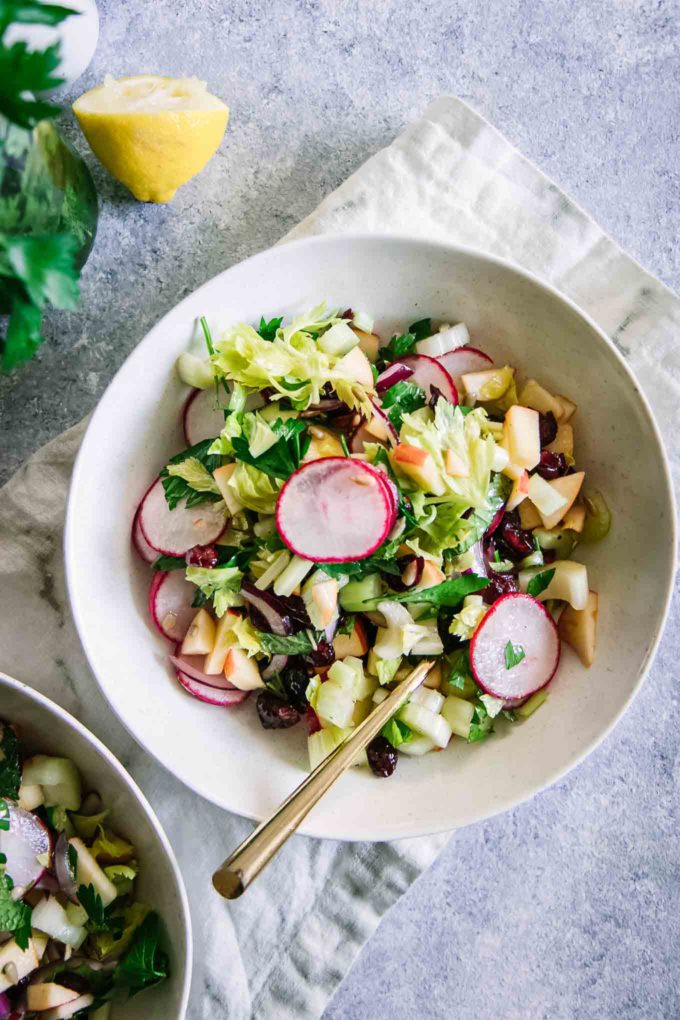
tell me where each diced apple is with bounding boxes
[310,578,339,628]
[224,646,264,691]
[518,378,562,419]
[18,782,44,811]
[203,610,239,674]
[559,590,598,666]
[333,618,368,658]
[0,932,47,992]
[336,346,374,389]
[555,393,577,422]
[423,660,442,689]
[528,473,569,519]
[303,426,345,462]
[519,499,542,529]
[444,448,469,477]
[353,328,380,363]
[69,838,118,907]
[519,560,589,610]
[393,443,445,495]
[503,405,540,470]
[540,471,585,530]
[415,561,446,590]
[506,470,530,512]
[501,459,525,482]
[181,608,216,656]
[365,414,391,442]
[563,503,586,532]
[213,463,244,516]
[547,422,574,459]
[27,984,80,1011]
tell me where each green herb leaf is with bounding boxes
[527,568,556,597]
[257,315,283,342]
[199,315,214,355]
[408,317,433,341]
[378,331,417,367]
[381,380,426,430]
[337,613,356,636]
[446,647,472,690]
[369,447,417,530]
[0,41,64,127]
[381,718,414,748]
[340,434,350,457]
[0,723,20,800]
[232,417,310,480]
[151,554,186,572]
[0,2,78,31]
[257,631,315,655]
[468,701,494,743]
[445,473,511,558]
[0,800,8,831]
[504,641,526,670]
[0,864,32,950]
[113,912,169,998]
[160,439,223,510]
[382,573,489,608]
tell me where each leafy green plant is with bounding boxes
[0,0,86,373]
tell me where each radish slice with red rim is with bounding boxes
[369,398,398,444]
[0,804,52,893]
[350,421,384,454]
[470,592,560,700]
[438,346,493,391]
[183,388,229,446]
[149,571,198,642]
[176,670,250,706]
[139,478,227,556]
[276,457,396,562]
[132,510,157,563]
[170,650,237,689]
[397,354,458,403]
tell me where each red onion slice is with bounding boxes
[240,581,292,636]
[54,832,78,903]
[261,654,288,680]
[376,362,414,392]
[170,652,237,690]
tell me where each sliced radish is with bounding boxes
[369,398,398,444]
[183,388,228,446]
[176,670,250,706]
[276,457,396,562]
[470,592,560,700]
[139,478,227,555]
[350,421,384,454]
[170,650,237,690]
[397,354,458,403]
[0,804,52,892]
[375,362,414,393]
[149,571,198,642]
[415,322,470,358]
[132,510,157,564]
[439,346,493,393]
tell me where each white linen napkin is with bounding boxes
[0,97,677,1020]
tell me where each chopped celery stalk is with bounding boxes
[372,687,389,704]
[248,416,279,458]
[254,550,291,590]
[441,671,477,700]
[308,726,351,771]
[339,573,384,612]
[519,549,544,569]
[316,321,359,357]
[65,902,89,927]
[22,756,82,810]
[315,682,355,728]
[31,896,87,948]
[399,736,436,757]
[253,515,277,538]
[352,310,374,333]
[327,659,357,692]
[410,687,445,714]
[580,490,611,543]
[398,703,452,748]
[273,555,314,597]
[259,404,300,424]
[517,688,549,718]
[176,351,214,389]
[441,695,475,738]
[533,528,577,559]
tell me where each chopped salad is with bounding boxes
[0,722,169,1018]
[133,306,610,778]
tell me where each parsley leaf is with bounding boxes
[258,631,315,655]
[337,613,356,636]
[382,574,489,608]
[0,723,20,800]
[446,647,473,691]
[0,864,32,950]
[504,641,526,670]
[468,701,494,743]
[380,380,426,430]
[257,315,283,342]
[445,473,511,558]
[114,912,169,998]
[78,883,124,936]
[160,439,223,510]
[378,331,417,368]
[381,718,414,748]
[408,318,432,341]
[232,417,310,480]
[527,568,556,597]
[0,40,64,127]
[0,2,79,31]
[151,554,186,572]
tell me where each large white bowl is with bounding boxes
[0,672,192,1018]
[65,235,676,841]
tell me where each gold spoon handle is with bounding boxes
[212,660,433,898]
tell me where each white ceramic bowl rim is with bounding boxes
[0,671,193,1014]
[65,233,677,841]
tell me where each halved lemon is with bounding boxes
[73,75,229,203]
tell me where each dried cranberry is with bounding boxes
[535,450,568,480]
[538,411,558,447]
[256,691,300,730]
[367,736,398,777]
[281,665,310,711]
[278,595,312,631]
[482,570,519,604]
[497,511,535,561]
[306,638,336,669]
[340,308,353,319]
[185,544,219,568]
[428,385,445,411]
[305,706,322,734]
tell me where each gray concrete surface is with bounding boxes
[1,1,678,1017]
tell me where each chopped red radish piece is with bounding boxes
[438,346,493,391]
[176,670,250,706]
[149,571,198,642]
[170,649,237,689]
[470,592,560,700]
[397,354,458,403]
[375,362,414,393]
[276,457,396,562]
[139,478,226,555]
[182,388,228,446]
[132,509,157,563]
[0,804,51,892]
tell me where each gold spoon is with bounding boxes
[212,660,433,899]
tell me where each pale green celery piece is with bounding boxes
[517,689,549,718]
[166,457,220,495]
[580,490,612,543]
[338,574,384,612]
[533,527,577,559]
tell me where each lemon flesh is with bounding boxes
[73,75,229,203]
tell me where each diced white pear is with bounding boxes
[559,590,599,666]
[555,393,577,422]
[519,560,589,610]
[519,378,562,418]
[213,463,244,515]
[224,646,264,691]
[519,499,542,530]
[563,503,586,532]
[333,618,368,658]
[503,405,540,470]
[547,422,574,459]
[527,474,568,518]
[27,984,80,1011]
[414,560,446,590]
[540,471,585,530]
[336,346,374,388]
[352,327,380,363]
[181,608,216,656]
[203,610,238,674]
[0,932,47,992]
[506,470,530,512]
[18,783,44,811]
[303,426,345,461]
[70,839,117,906]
